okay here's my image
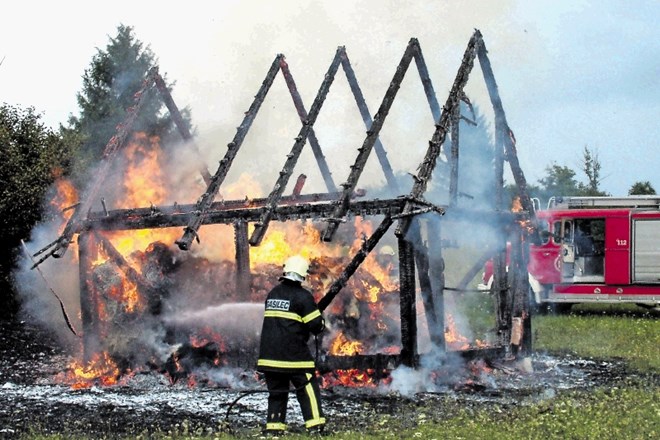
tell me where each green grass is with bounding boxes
[410,383,658,440]
[534,305,660,371]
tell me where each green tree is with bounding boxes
[529,146,608,206]
[628,181,656,195]
[0,104,74,318]
[537,163,580,200]
[576,146,608,196]
[67,24,189,178]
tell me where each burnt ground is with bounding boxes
[0,317,656,439]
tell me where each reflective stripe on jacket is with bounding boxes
[257,279,324,372]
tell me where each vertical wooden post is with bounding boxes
[521,237,533,355]
[491,76,510,351]
[409,220,444,348]
[426,218,446,352]
[234,220,251,298]
[78,231,99,362]
[510,226,532,356]
[398,236,417,367]
[494,234,512,355]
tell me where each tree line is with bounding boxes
[0,25,655,319]
[515,146,656,207]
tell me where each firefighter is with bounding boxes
[257,255,326,435]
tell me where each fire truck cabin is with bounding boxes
[529,196,660,308]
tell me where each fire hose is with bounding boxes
[222,330,323,433]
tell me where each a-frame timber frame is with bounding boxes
[34,29,535,369]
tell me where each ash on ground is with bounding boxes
[0,318,646,439]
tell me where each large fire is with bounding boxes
[50,132,485,389]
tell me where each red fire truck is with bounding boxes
[479,196,660,312]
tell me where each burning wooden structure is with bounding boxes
[34,29,534,382]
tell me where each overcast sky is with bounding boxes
[1,0,658,197]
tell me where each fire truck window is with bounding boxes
[574,221,594,256]
[553,221,561,243]
[574,219,605,257]
[562,220,574,243]
[589,219,605,255]
[538,220,551,244]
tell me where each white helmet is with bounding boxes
[379,245,395,256]
[282,255,309,281]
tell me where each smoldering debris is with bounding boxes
[1,319,649,438]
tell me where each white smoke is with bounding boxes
[163,302,264,340]
[387,365,433,397]
[15,219,84,351]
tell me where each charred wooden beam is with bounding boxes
[79,231,100,362]
[509,226,532,356]
[84,198,405,231]
[395,30,480,238]
[410,225,444,347]
[152,67,212,185]
[87,190,363,221]
[234,220,251,298]
[249,47,344,246]
[493,240,512,354]
[476,35,539,243]
[323,39,420,242]
[317,354,401,374]
[33,69,159,267]
[340,50,398,192]
[449,99,460,206]
[83,200,520,234]
[176,54,284,251]
[318,346,509,372]
[291,174,306,197]
[398,236,417,367]
[412,42,442,123]
[413,244,435,327]
[479,30,512,352]
[426,217,446,351]
[280,57,337,193]
[317,215,394,312]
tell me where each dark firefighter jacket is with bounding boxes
[257,279,324,372]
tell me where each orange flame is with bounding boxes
[321,369,387,388]
[444,314,471,350]
[329,332,364,356]
[120,133,168,208]
[350,218,398,292]
[50,178,79,235]
[57,352,122,389]
[102,135,181,256]
[512,195,534,234]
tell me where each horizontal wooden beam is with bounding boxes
[84,198,408,231]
